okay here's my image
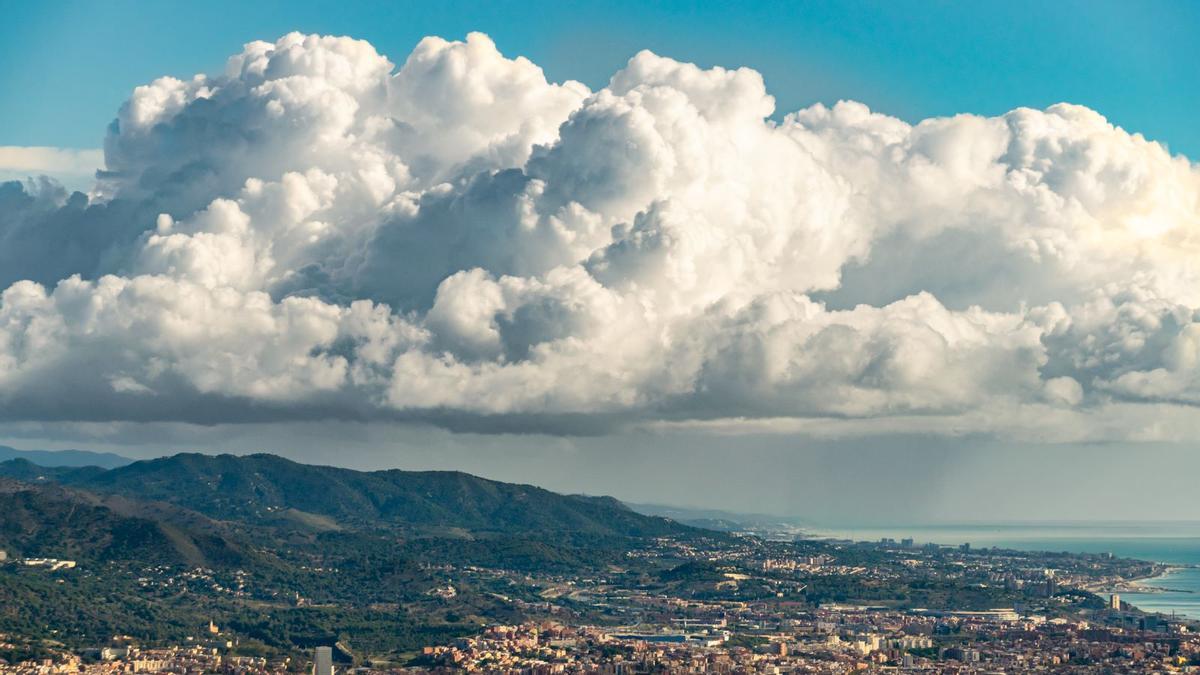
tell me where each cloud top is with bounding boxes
[1,32,1198,437]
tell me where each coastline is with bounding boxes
[1125,564,1198,594]
[1114,565,1200,622]
[806,524,1200,619]
[1103,565,1182,594]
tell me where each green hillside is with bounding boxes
[0,479,252,567]
[55,453,688,538]
[0,453,712,659]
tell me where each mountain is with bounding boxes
[1,452,692,538]
[0,459,108,484]
[0,453,714,659]
[0,478,253,567]
[628,502,810,537]
[0,445,133,470]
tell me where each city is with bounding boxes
[3,511,1198,673]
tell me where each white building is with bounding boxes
[313,646,333,675]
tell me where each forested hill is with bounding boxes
[0,478,253,567]
[0,445,132,469]
[0,452,690,538]
[0,454,717,659]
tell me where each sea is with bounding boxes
[808,522,1200,619]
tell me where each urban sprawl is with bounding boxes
[3,534,1198,674]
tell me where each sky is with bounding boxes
[0,1,1198,524]
[3,0,1199,155]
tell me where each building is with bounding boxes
[313,646,333,675]
[22,558,76,570]
[100,647,129,661]
[1110,594,1121,610]
[1045,573,1058,597]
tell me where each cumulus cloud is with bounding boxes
[1,31,1199,436]
[0,147,102,194]
[0,146,103,176]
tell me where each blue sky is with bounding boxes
[2,0,1198,156]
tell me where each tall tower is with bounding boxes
[1110,594,1121,610]
[313,646,333,675]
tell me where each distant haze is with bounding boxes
[3,425,1197,525]
[0,445,132,470]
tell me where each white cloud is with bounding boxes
[0,146,102,174]
[1,32,1199,438]
[0,147,102,192]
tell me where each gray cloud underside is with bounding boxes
[2,32,1199,436]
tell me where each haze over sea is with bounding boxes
[813,522,1200,619]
